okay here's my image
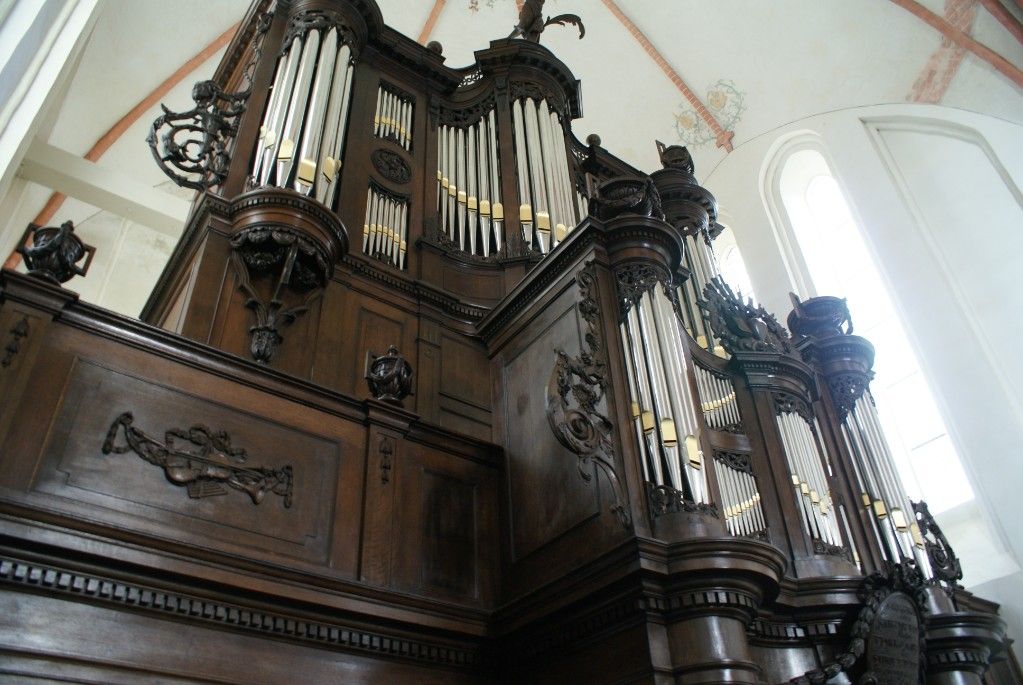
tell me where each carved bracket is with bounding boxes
[147,80,249,191]
[230,226,329,364]
[546,263,631,528]
[102,412,293,507]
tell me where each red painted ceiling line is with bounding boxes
[909,0,977,102]
[977,0,1023,45]
[417,0,446,45]
[599,0,734,152]
[4,22,240,270]
[890,0,1023,88]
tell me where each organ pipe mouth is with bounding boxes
[630,402,641,419]
[910,522,925,548]
[492,203,504,220]
[873,500,888,518]
[519,204,532,221]
[891,508,908,531]
[641,410,655,433]
[660,418,677,446]
[685,435,702,468]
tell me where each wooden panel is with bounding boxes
[391,443,498,607]
[31,360,340,565]
[442,265,503,303]
[437,333,491,441]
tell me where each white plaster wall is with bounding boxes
[703,103,1023,656]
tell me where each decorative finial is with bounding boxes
[508,0,584,42]
[366,346,414,405]
[17,221,95,284]
[655,140,695,176]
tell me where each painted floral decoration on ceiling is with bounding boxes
[674,80,745,148]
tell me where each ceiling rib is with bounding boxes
[599,0,734,152]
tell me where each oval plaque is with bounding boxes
[865,592,921,685]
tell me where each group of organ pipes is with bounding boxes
[234,5,955,579]
[436,111,504,258]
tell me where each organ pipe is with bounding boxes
[251,24,356,206]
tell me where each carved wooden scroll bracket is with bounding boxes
[102,412,293,507]
[546,262,631,528]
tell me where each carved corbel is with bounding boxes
[229,226,330,364]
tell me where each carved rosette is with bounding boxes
[370,149,412,185]
[546,263,631,528]
[17,221,95,284]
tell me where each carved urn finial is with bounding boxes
[787,293,853,340]
[17,221,96,285]
[366,346,414,405]
[655,140,695,177]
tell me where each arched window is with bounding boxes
[773,145,972,514]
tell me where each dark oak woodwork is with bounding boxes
[1,0,1017,682]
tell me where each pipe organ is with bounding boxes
[0,1,1015,684]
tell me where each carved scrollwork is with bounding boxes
[614,263,667,318]
[773,391,814,422]
[102,412,293,507]
[17,221,95,284]
[1,317,29,369]
[438,98,496,129]
[646,482,719,519]
[283,9,357,54]
[913,500,963,599]
[699,277,793,356]
[830,372,871,423]
[147,80,249,191]
[546,263,631,528]
[371,149,412,185]
[229,227,330,364]
[713,450,753,476]
[812,538,854,563]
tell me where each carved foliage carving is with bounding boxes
[378,435,395,484]
[2,318,29,369]
[102,412,293,507]
[508,0,585,42]
[17,221,95,284]
[147,80,249,191]
[546,262,631,527]
[371,148,412,185]
[283,9,357,53]
[646,482,719,519]
[773,391,814,422]
[713,450,753,476]
[913,499,963,597]
[229,227,329,364]
[699,276,793,355]
[830,372,871,423]
[614,263,667,319]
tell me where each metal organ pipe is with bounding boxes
[251,26,356,205]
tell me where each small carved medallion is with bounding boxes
[102,412,293,507]
[2,317,29,368]
[371,149,412,185]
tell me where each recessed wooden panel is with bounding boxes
[503,293,600,562]
[442,265,503,303]
[33,360,340,564]
[420,469,477,597]
[437,333,491,440]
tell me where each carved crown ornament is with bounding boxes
[546,262,631,528]
[699,277,794,356]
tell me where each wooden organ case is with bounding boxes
[0,1,1018,683]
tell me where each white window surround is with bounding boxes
[757,123,1021,589]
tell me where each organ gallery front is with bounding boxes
[0,1,1018,683]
